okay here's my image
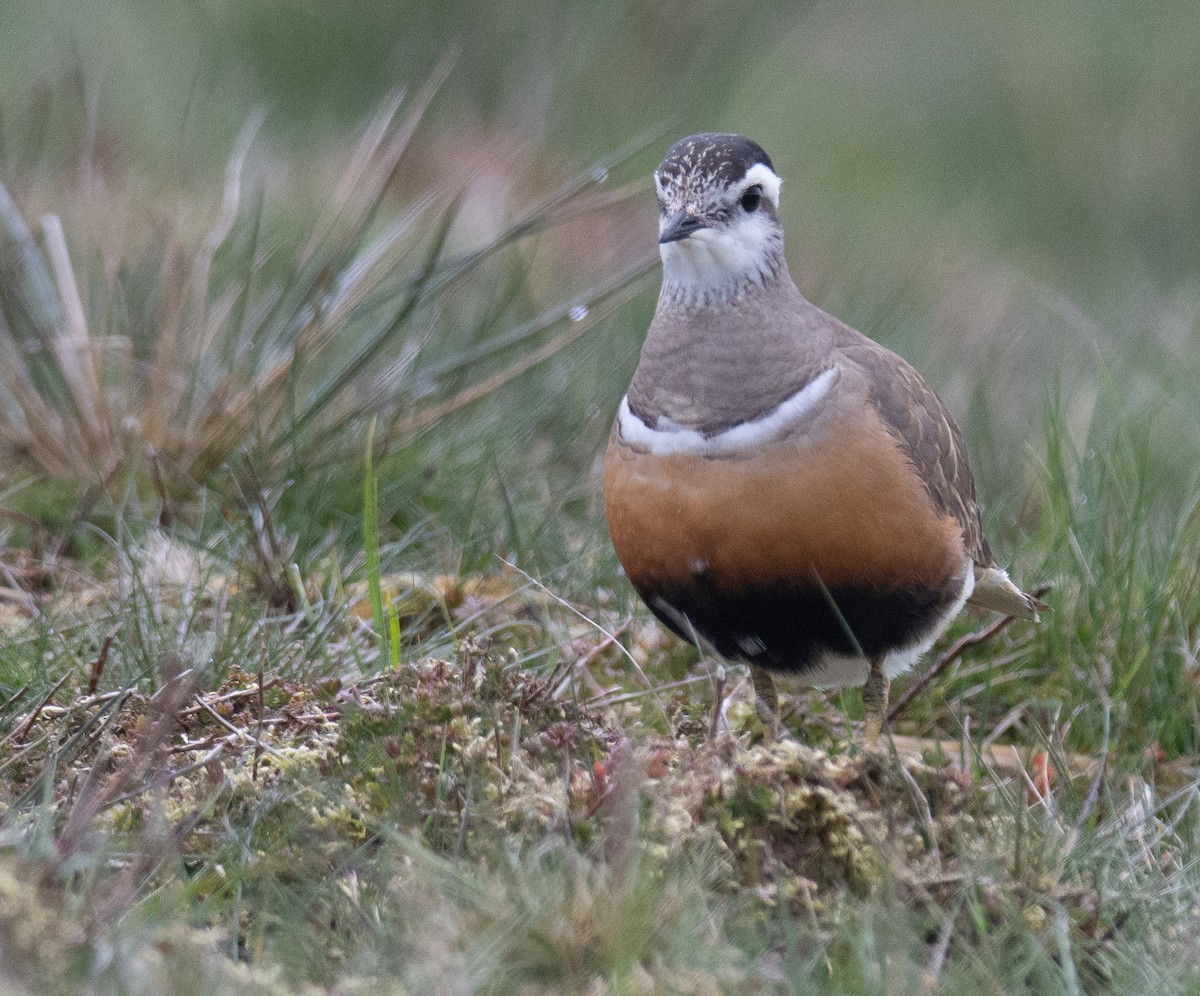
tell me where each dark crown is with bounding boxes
[656,134,774,190]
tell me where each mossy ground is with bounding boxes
[0,550,1194,993]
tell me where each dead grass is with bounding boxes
[0,78,652,519]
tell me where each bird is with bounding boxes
[603,133,1045,744]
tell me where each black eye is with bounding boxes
[740,185,762,212]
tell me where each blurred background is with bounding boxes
[5,0,1198,464]
[4,7,1200,986]
[2,0,1198,643]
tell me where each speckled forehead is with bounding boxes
[654,134,773,212]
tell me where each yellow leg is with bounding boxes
[862,657,889,747]
[750,665,780,742]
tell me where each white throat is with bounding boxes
[659,216,783,307]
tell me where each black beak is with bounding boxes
[659,211,707,244]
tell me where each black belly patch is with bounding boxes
[640,577,958,674]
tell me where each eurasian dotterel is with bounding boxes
[604,133,1045,742]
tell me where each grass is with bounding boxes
[2,5,1200,992]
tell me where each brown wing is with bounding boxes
[840,336,994,568]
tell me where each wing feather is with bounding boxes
[841,336,994,567]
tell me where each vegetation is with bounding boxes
[1,2,1199,992]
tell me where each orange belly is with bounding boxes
[604,421,963,594]
[603,420,967,671]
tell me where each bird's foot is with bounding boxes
[861,657,889,751]
[750,665,781,743]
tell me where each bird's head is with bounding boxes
[654,133,785,305]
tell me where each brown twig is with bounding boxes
[177,679,282,717]
[194,693,287,761]
[884,733,1200,793]
[887,583,1053,723]
[86,631,116,695]
[168,735,225,754]
[4,673,70,746]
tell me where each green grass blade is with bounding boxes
[362,417,389,668]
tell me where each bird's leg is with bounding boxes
[861,656,889,747]
[750,665,780,742]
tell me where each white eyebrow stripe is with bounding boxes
[617,366,839,457]
[740,163,782,206]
